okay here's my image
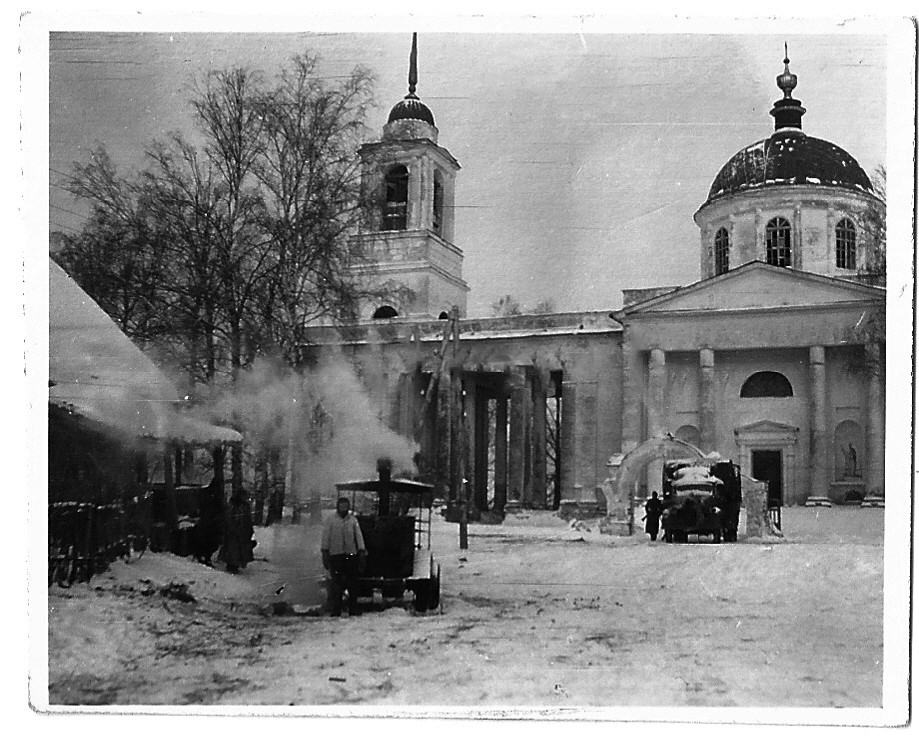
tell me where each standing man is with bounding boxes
[321,496,367,616]
[643,491,664,542]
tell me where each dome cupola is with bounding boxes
[703,49,873,205]
[383,33,438,142]
[694,47,883,283]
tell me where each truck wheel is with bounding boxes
[413,580,431,612]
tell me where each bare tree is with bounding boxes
[56,147,167,345]
[491,294,522,317]
[491,294,557,317]
[140,135,224,387]
[57,52,382,511]
[252,54,376,365]
[191,66,271,387]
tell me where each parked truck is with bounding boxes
[661,458,742,543]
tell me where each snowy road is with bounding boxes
[47,507,883,709]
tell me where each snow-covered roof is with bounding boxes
[49,259,239,445]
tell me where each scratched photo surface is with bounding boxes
[35,18,910,722]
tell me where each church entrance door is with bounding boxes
[751,449,783,507]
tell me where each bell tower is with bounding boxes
[353,33,468,321]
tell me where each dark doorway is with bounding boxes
[751,449,783,507]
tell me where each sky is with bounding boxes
[47,21,890,317]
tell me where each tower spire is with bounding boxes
[407,32,418,99]
[769,44,806,132]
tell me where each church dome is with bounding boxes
[388,95,435,127]
[706,131,873,203]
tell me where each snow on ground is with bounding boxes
[47,506,884,709]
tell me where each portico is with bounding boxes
[615,262,885,505]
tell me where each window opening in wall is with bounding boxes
[834,420,863,480]
[835,217,857,270]
[438,311,449,320]
[740,371,794,397]
[382,165,409,231]
[372,305,399,320]
[714,227,730,275]
[765,217,792,267]
[433,170,444,236]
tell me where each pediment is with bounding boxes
[622,262,884,315]
[734,420,800,436]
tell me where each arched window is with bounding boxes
[432,170,444,236]
[674,425,701,449]
[740,371,794,398]
[438,311,450,320]
[835,218,857,270]
[382,165,409,231]
[765,217,792,267]
[372,305,399,320]
[714,227,730,275]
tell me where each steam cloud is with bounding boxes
[200,352,418,503]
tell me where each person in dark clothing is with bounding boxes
[643,491,664,541]
[321,497,367,616]
[219,492,255,574]
[193,477,224,566]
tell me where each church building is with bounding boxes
[302,38,886,527]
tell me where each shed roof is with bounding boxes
[49,259,240,444]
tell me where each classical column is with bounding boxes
[700,224,712,279]
[864,342,885,498]
[408,154,424,230]
[620,331,641,454]
[397,372,415,440]
[531,374,548,509]
[728,214,736,269]
[462,376,477,509]
[647,348,667,437]
[699,348,716,453]
[473,389,489,510]
[435,366,453,500]
[450,370,465,503]
[522,374,534,506]
[508,369,527,505]
[807,346,830,505]
[494,394,508,512]
[560,380,578,503]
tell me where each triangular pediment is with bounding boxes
[734,420,799,435]
[622,262,884,315]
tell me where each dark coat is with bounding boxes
[192,480,224,561]
[219,497,255,569]
[644,497,664,535]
